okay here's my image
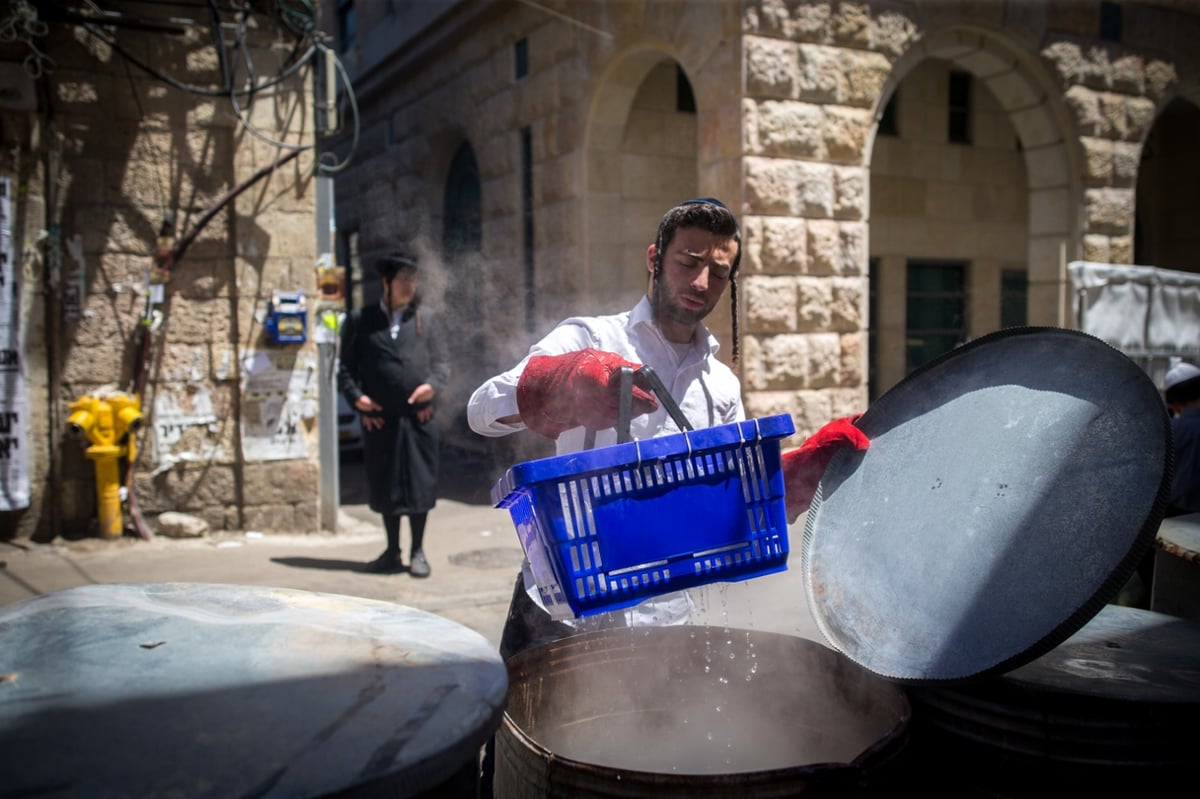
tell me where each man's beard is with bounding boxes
[652,275,714,328]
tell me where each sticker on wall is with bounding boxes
[151,388,224,474]
[240,349,317,461]
[0,176,29,510]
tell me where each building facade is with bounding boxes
[323,0,1199,464]
[1,2,325,540]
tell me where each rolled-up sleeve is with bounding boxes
[466,360,525,437]
[466,322,595,437]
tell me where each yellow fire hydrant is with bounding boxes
[66,393,143,539]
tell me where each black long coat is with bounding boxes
[337,304,451,515]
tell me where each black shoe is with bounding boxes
[366,550,402,573]
[409,549,431,578]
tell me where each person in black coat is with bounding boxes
[337,252,450,576]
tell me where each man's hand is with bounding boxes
[783,416,870,522]
[516,349,659,438]
[355,395,385,431]
[409,384,435,424]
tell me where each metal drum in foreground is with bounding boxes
[495,626,910,798]
[905,604,1200,795]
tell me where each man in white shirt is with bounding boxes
[467,198,867,658]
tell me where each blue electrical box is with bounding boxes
[265,290,308,344]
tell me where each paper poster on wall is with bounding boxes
[0,176,29,510]
[240,349,317,461]
[150,388,224,473]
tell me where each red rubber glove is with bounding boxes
[783,416,870,522]
[516,349,659,438]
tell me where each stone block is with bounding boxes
[1124,96,1157,142]
[744,275,799,332]
[795,44,841,104]
[1145,60,1178,100]
[157,511,209,538]
[797,161,835,216]
[1010,101,1062,149]
[1084,187,1133,235]
[1109,235,1133,265]
[823,106,871,163]
[796,276,833,330]
[807,219,840,275]
[805,332,843,389]
[242,459,319,505]
[759,216,808,272]
[984,69,1041,112]
[1082,234,1111,263]
[746,36,798,99]
[831,2,870,47]
[743,389,804,422]
[144,462,238,512]
[1111,141,1141,187]
[1080,137,1113,186]
[791,1,832,42]
[753,100,825,158]
[745,157,799,214]
[838,50,890,109]
[833,166,865,219]
[1028,187,1072,237]
[840,332,866,387]
[870,9,918,58]
[1098,93,1129,140]
[834,225,868,272]
[241,503,303,534]
[830,277,865,331]
[1023,142,1070,190]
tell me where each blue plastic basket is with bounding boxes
[491,414,796,620]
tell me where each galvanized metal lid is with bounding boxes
[0,583,508,797]
[802,327,1173,684]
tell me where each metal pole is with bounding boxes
[315,175,338,533]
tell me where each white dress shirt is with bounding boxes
[468,295,745,629]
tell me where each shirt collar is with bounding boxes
[631,295,721,358]
[379,298,408,322]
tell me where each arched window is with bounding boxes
[443,143,482,256]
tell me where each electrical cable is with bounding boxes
[316,46,360,175]
[226,11,315,152]
[207,0,232,94]
[79,20,316,98]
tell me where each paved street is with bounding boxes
[0,448,825,652]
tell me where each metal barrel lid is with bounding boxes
[802,327,1173,684]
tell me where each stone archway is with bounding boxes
[582,49,700,318]
[1134,97,1200,272]
[866,28,1080,395]
[883,28,1079,318]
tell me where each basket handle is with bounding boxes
[583,365,693,450]
[634,366,693,432]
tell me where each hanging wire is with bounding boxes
[78,21,316,98]
[0,0,56,77]
[316,45,360,175]
[226,8,314,151]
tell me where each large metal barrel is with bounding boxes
[904,604,1200,796]
[495,626,910,797]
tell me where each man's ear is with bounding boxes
[645,243,657,276]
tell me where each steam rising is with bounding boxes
[504,625,909,776]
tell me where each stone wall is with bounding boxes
[2,4,321,540]
[325,0,1200,452]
